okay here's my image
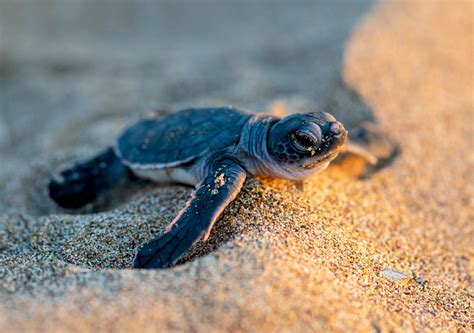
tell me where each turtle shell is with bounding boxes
[115,107,252,168]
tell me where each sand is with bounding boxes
[0,1,472,332]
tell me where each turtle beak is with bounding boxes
[328,121,347,151]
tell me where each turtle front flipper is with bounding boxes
[48,147,129,209]
[343,122,399,166]
[133,160,246,269]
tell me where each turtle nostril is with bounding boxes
[329,121,345,137]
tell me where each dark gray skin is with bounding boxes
[49,107,389,269]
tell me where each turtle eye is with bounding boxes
[291,130,317,151]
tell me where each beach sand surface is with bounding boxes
[0,1,472,332]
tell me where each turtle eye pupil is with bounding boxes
[297,134,314,147]
[292,131,317,151]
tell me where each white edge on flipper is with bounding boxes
[343,143,378,165]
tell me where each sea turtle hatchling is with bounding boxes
[48,106,395,269]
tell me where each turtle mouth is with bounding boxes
[302,151,340,169]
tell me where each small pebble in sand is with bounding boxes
[380,268,410,283]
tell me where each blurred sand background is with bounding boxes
[0,1,472,332]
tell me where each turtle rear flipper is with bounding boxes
[48,147,129,209]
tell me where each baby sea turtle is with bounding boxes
[49,106,394,269]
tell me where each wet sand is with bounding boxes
[0,1,472,332]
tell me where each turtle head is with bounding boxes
[267,112,347,178]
